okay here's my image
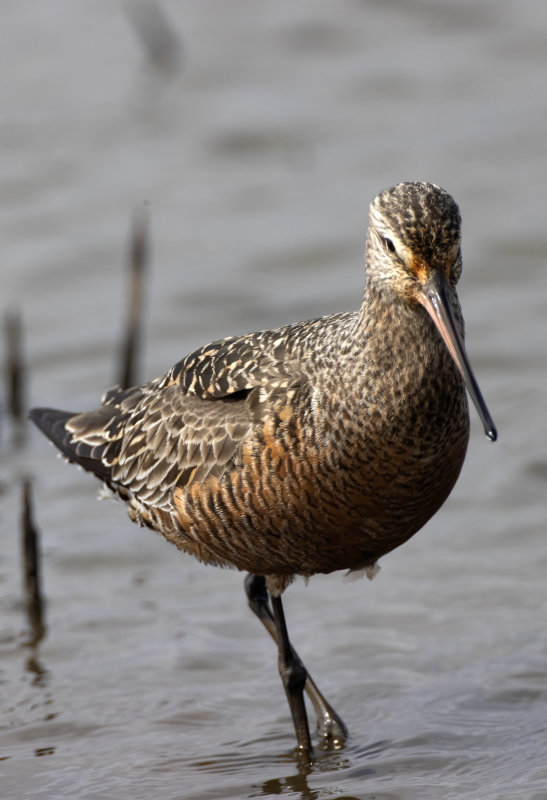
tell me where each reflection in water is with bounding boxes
[21,478,46,647]
[191,745,370,799]
[254,752,353,800]
[254,759,389,800]
[35,746,55,757]
[25,650,48,688]
[256,772,322,800]
[249,738,401,799]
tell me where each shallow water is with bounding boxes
[2,2,547,799]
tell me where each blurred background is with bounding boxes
[1,2,546,799]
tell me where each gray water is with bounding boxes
[1,2,547,798]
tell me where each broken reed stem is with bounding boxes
[21,477,45,645]
[119,206,149,390]
[5,310,26,428]
[128,1,183,76]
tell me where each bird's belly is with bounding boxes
[171,424,468,579]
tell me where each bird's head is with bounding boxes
[367,181,462,298]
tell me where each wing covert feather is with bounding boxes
[64,325,310,511]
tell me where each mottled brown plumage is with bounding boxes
[31,181,496,757]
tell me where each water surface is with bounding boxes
[2,2,547,798]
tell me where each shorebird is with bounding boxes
[31,181,496,759]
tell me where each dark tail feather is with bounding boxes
[30,407,77,450]
[30,406,116,486]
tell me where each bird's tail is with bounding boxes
[30,406,122,487]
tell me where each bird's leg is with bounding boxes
[244,574,348,746]
[270,590,312,756]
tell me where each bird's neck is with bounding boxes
[346,279,465,416]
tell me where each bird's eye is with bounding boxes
[382,237,396,254]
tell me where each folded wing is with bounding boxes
[31,326,304,513]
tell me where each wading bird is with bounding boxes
[31,182,496,759]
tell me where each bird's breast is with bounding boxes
[170,369,469,578]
